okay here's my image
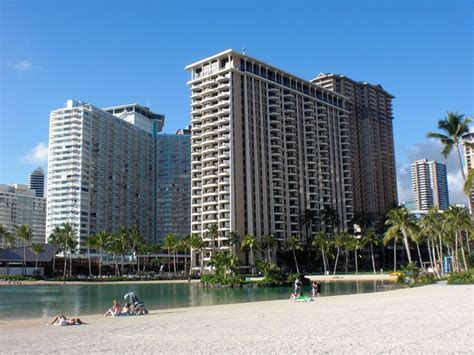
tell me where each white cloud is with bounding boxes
[12,60,33,72]
[397,140,468,205]
[21,143,48,164]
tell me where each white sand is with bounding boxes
[0,283,472,354]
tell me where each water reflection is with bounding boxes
[0,280,391,320]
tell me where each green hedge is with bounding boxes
[447,271,474,284]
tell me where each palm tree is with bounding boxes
[118,227,130,275]
[48,227,62,276]
[0,224,6,248]
[332,232,348,275]
[285,236,301,274]
[67,237,77,277]
[361,230,379,274]
[16,225,32,275]
[347,237,361,274]
[241,234,259,275]
[163,233,177,275]
[4,232,15,248]
[312,231,330,274]
[385,207,417,264]
[418,209,444,275]
[261,234,276,262]
[188,233,204,274]
[129,225,144,273]
[95,231,110,278]
[228,231,241,256]
[444,206,473,272]
[30,244,45,275]
[60,223,75,279]
[207,222,219,255]
[427,112,472,211]
[383,225,402,271]
[84,234,97,277]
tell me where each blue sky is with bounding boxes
[0,0,472,203]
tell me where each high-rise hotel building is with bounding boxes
[186,50,353,261]
[463,132,474,212]
[411,159,449,211]
[155,128,191,240]
[312,74,397,218]
[46,100,164,250]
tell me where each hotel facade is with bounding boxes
[312,74,397,218]
[186,50,354,263]
[46,100,164,250]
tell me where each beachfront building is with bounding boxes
[46,100,164,251]
[28,167,45,198]
[411,159,449,211]
[463,132,474,213]
[0,184,46,245]
[155,128,192,241]
[186,49,353,267]
[312,74,397,219]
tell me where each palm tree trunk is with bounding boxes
[465,232,471,254]
[458,230,467,272]
[401,230,412,264]
[393,240,397,271]
[69,251,73,277]
[173,253,177,274]
[184,250,188,275]
[99,248,103,278]
[88,247,92,277]
[416,241,423,268]
[427,240,434,270]
[292,248,300,274]
[344,249,349,273]
[250,246,254,275]
[23,242,26,275]
[167,248,171,275]
[63,242,68,279]
[438,236,444,275]
[454,232,460,272]
[354,250,358,274]
[321,247,327,274]
[333,248,340,275]
[370,243,376,274]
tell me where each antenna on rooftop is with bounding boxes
[242,47,246,55]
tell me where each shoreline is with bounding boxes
[0,284,471,353]
[0,273,396,286]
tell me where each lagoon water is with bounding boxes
[0,280,391,320]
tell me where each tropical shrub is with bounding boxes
[447,271,474,284]
[200,274,243,287]
[256,260,285,284]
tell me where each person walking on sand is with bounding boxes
[311,281,318,297]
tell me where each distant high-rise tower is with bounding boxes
[155,128,191,241]
[411,159,449,210]
[29,167,45,197]
[463,132,474,213]
[312,74,398,219]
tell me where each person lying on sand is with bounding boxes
[48,314,86,326]
[104,300,122,316]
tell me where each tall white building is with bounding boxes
[463,132,474,213]
[411,159,449,211]
[186,50,353,266]
[0,184,46,245]
[46,100,164,251]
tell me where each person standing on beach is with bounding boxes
[294,278,302,296]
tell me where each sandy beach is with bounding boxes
[0,283,472,354]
